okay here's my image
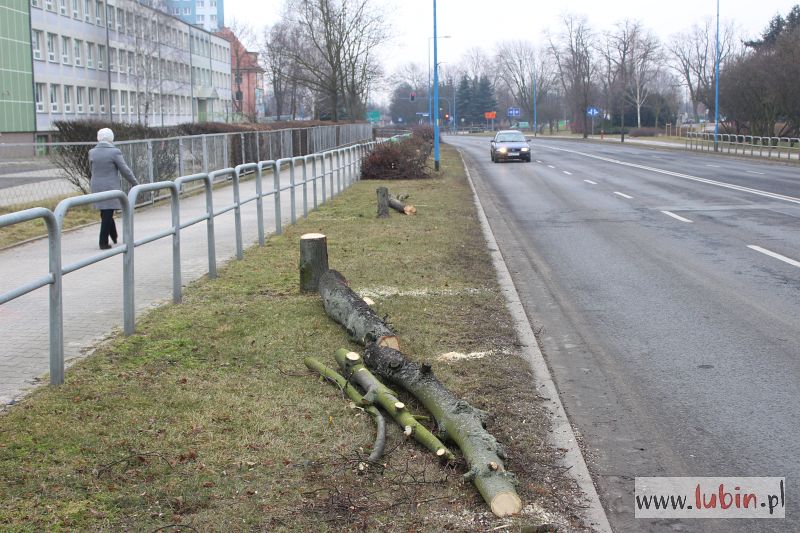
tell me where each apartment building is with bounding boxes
[165,0,223,33]
[0,0,232,143]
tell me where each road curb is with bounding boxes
[460,151,612,533]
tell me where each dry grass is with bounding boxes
[0,145,588,532]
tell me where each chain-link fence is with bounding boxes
[0,123,373,212]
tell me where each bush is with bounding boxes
[628,127,659,137]
[361,132,432,180]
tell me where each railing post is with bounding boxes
[300,157,308,218]
[273,160,283,235]
[202,135,209,173]
[320,152,327,203]
[255,163,265,246]
[48,213,64,385]
[289,158,297,224]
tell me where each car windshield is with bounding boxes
[496,133,525,142]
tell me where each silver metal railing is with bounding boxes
[0,141,376,387]
[684,132,800,160]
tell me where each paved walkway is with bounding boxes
[0,169,344,405]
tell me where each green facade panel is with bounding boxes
[0,0,35,133]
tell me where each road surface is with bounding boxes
[450,135,798,532]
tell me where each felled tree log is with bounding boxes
[376,187,389,218]
[363,343,522,517]
[318,270,400,350]
[388,194,417,215]
[299,233,329,292]
[304,356,386,464]
[335,348,454,461]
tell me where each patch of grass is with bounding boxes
[0,194,94,249]
[0,144,587,532]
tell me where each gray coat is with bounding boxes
[89,142,139,210]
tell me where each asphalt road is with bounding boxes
[449,135,799,532]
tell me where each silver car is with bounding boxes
[490,130,531,163]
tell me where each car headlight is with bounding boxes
[521,147,530,152]
[498,147,508,154]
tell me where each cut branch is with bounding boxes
[304,356,386,463]
[335,348,454,461]
[318,270,400,350]
[363,344,522,517]
[388,194,417,215]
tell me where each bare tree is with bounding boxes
[668,19,737,122]
[282,0,389,121]
[549,14,597,137]
[628,28,662,128]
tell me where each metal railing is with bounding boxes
[0,141,375,387]
[0,123,374,210]
[685,132,800,160]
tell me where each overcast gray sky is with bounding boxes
[226,0,798,101]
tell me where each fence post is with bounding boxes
[273,160,283,235]
[202,135,209,173]
[289,159,297,224]
[178,138,185,176]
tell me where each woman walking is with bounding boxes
[89,128,139,249]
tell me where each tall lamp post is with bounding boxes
[428,35,451,125]
[713,0,720,151]
[433,0,440,170]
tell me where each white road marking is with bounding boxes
[563,171,572,175]
[614,192,633,199]
[661,210,693,223]
[706,164,721,168]
[747,246,800,268]
[538,145,800,205]
[536,160,543,163]
[547,165,555,169]
[584,179,597,185]
[747,170,765,175]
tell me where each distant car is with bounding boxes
[490,130,531,162]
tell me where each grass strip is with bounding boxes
[0,144,586,532]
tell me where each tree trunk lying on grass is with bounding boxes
[317,270,522,517]
[304,356,386,464]
[388,194,417,215]
[335,348,454,461]
[363,344,522,517]
[318,270,400,350]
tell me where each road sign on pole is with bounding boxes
[587,107,599,117]
[507,107,521,117]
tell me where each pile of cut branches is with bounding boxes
[361,131,432,180]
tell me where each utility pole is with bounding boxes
[433,0,440,171]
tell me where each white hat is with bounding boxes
[97,128,114,143]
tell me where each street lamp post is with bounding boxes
[433,0,440,171]
[713,0,720,152]
[428,35,451,126]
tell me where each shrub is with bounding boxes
[361,135,432,180]
[629,127,659,137]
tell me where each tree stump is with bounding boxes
[376,187,389,218]
[299,233,329,292]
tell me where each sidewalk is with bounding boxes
[0,170,328,405]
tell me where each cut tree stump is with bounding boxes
[299,233,329,292]
[304,356,386,464]
[318,270,400,350]
[377,187,389,218]
[335,348,454,461]
[363,343,522,517]
[388,194,417,215]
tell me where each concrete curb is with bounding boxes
[460,151,612,533]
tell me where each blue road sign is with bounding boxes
[587,107,600,117]
[507,107,521,117]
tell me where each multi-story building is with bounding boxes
[215,27,264,122]
[165,0,223,33]
[0,0,232,143]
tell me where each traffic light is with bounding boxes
[410,91,416,101]
[445,113,450,121]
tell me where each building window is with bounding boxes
[106,5,114,29]
[210,0,216,6]
[45,0,54,10]
[108,47,115,71]
[88,87,95,113]
[210,14,216,24]
[49,84,60,112]
[111,90,116,113]
[182,7,189,15]
[119,49,126,73]
[72,0,79,18]
[73,39,82,66]
[76,87,84,112]
[59,0,66,15]
[121,91,127,114]
[63,86,73,113]
[197,14,204,23]
[35,83,45,112]
[98,45,105,69]
[128,51,133,74]
[116,7,124,32]
[31,0,41,8]
[95,0,103,25]
[32,30,43,60]
[61,36,71,64]
[46,33,57,62]
[83,0,91,21]
[86,42,94,68]
[99,88,106,113]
